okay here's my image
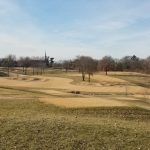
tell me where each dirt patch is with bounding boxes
[30,77,40,81]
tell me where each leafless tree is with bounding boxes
[23,57,31,75]
[75,56,97,82]
[98,56,115,75]
[62,60,74,72]
[143,56,150,73]
[63,60,70,72]
[18,57,25,73]
[30,57,46,75]
[3,55,16,76]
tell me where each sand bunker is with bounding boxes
[0,73,149,97]
[41,97,128,108]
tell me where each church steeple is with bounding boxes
[45,51,47,61]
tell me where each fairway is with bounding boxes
[0,71,150,149]
[1,1,150,149]
[0,71,149,109]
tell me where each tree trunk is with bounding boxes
[8,66,10,77]
[23,67,25,73]
[82,72,85,81]
[32,67,34,75]
[17,72,19,78]
[25,68,27,75]
[88,73,91,82]
[105,67,108,75]
[65,68,68,73]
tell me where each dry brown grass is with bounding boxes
[0,74,148,94]
[1,70,150,150]
[101,71,150,77]
[0,72,149,109]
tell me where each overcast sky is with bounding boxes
[0,0,150,60]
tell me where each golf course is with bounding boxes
[0,70,150,149]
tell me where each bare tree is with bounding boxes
[98,56,115,75]
[143,56,150,73]
[18,57,25,73]
[30,57,46,75]
[62,60,74,72]
[3,55,16,76]
[63,60,70,72]
[23,57,31,75]
[75,56,97,82]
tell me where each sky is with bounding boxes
[0,0,150,60]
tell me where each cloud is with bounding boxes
[0,0,150,59]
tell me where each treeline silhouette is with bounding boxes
[55,55,150,74]
[0,54,150,81]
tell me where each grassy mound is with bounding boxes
[0,98,150,150]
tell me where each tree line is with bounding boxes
[0,54,149,82]
[0,55,54,76]
[57,55,149,82]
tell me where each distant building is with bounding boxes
[45,51,54,67]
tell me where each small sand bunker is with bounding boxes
[41,78,49,82]
[9,76,49,82]
[7,76,29,81]
[41,97,128,108]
